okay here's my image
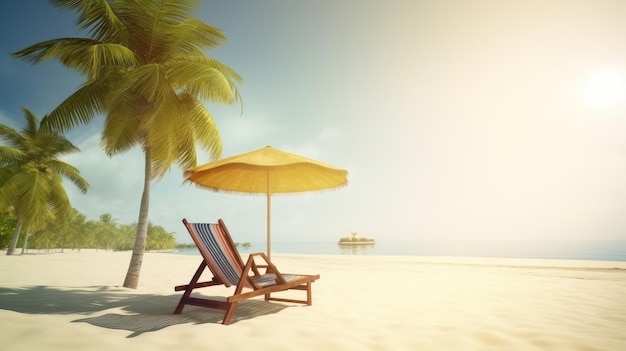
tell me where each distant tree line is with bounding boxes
[0,209,176,253]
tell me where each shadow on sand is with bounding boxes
[0,285,288,337]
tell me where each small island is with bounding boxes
[338,232,375,245]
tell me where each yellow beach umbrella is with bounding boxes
[184,146,348,257]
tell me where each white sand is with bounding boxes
[0,250,625,350]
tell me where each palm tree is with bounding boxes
[0,108,90,255]
[146,222,176,251]
[12,0,242,288]
[97,213,118,251]
[66,208,89,250]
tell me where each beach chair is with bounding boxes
[174,218,320,325]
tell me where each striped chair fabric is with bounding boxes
[188,222,242,287]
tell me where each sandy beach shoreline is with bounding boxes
[1,250,625,350]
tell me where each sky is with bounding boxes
[1,0,626,245]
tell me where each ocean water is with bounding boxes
[175,239,626,262]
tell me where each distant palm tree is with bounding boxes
[12,0,242,288]
[97,213,119,251]
[66,208,89,250]
[0,108,89,255]
[146,222,177,251]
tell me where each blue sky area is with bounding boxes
[1,0,626,244]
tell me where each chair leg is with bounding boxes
[222,302,237,325]
[174,261,207,314]
[306,282,312,305]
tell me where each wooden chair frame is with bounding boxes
[174,218,320,325]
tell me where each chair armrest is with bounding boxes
[246,253,287,284]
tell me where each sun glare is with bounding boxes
[582,70,626,109]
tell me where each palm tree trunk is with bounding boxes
[21,224,31,254]
[6,218,23,255]
[123,147,152,289]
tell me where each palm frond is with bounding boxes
[10,171,51,224]
[83,43,138,78]
[47,185,72,227]
[48,135,81,157]
[168,17,227,54]
[0,168,20,211]
[0,167,17,209]
[0,124,25,149]
[114,0,182,62]
[179,92,222,161]
[167,94,199,169]
[126,63,168,103]
[167,56,243,106]
[0,147,26,167]
[48,159,90,194]
[143,79,186,178]
[21,108,41,137]
[180,55,243,83]
[50,0,130,44]
[170,63,233,103]
[13,38,137,78]
[43,78,109,132]
[100,102,142,156]
[13,38,97,74]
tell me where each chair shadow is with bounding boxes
[0,285,288,337]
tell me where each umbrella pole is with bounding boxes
[266,169,271,259]
[267,193,271,259]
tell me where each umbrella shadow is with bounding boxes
[0,285,289,337]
